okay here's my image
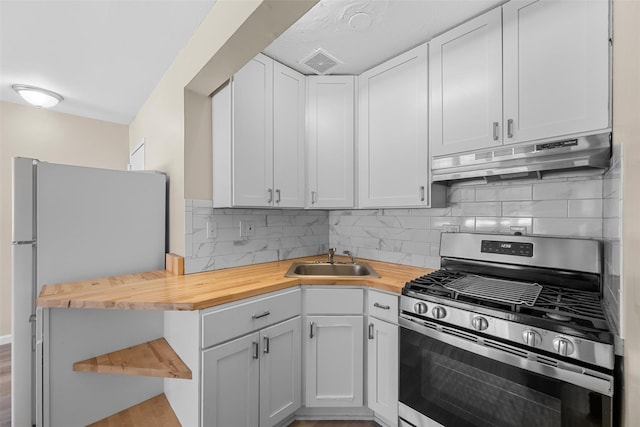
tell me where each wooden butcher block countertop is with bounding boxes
[36,256,433,311]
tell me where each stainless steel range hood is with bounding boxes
[431,133,611,183]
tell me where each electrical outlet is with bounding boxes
[239,221,255,237]
[442,224,460,233]
[206,222,217,239]
[510,226,527,235]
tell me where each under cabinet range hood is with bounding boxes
[431,133,611,183]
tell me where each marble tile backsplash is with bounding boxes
[184,163,621,335]
[184,201,329,274]
[330,173,607,269]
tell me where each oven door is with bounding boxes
[399,317,613,427]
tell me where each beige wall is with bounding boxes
[0,101,129,336]
[613,0,640,425]
[129,0,318,256]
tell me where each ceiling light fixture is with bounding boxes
[12,84,63,108]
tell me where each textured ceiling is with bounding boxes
[0,0,502,124]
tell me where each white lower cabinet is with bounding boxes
[202,316,301,427]
[304,315,364,407]
[367,317,399,425]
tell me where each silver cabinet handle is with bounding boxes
[263,336,270,354]
[309,321,315,339]
[493,122,499,141]
[368,323,375,340]
[267,188,273,203]
[252,341,259,359]
[373,302,390,310]
[507,119,514,138]
[252,310,270,320]
[275,189,281,203]
[311,191,317,205]
[419,186,425,202]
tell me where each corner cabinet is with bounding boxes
[306,76,355,208]
[212,53,306,208]
[430,0,610,157]
[304,288,364,408]
[358,43,442,208]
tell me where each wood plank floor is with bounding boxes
[0,344,10,427]
[0,345,380,427]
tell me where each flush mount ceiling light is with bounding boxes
[12,84,63,108]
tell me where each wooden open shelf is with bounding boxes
[73,338,192,379]
[87,393,180,427]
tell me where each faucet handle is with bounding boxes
[343,250,356,264]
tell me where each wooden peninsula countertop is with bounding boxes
[36,256,433,311]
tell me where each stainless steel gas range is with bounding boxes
[398,232,618,427]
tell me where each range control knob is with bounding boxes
[414,302,428,315]
[432,306,447,319]
[553,337,575,356]
[522,329,542,346]
[471,317,489,331]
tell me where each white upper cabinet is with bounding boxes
[212,54,305,208]
[430,0,610,157]
[273,62,306,207]
[358,43,431,208]
[306,76,355,209]
[429,8,503,157]
[502,0,610,144]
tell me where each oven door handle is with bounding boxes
[399,316,614,397]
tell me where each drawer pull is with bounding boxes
[252,311,271,320]
[368,323,375,340]
[252,341,259,359]
[309,322,315,339]
[263,336,270,354]
[374,302,391,310]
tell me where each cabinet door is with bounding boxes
[429,7,503,156]
[202,332,259,427]
[233,53,274,207]
[259,317,302,427]
[358,43,430,208]
[503,0,610,144]
[273,62,306,207]
[305,315,364,407]
[367,317,399,425]
[307,76,355,208]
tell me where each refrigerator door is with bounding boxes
[36,161,166,287]
[11,157,37,427]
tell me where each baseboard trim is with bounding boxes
[0,334,11,345]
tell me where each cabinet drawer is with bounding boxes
[304,288,363,314]
[367,290,398,324]
[202,288,301,348]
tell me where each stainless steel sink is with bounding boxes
[284,261,380,278]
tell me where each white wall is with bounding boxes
[0,101,129,337]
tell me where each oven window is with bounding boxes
[399,327,612,427]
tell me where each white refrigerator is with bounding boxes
[12,157,167,426]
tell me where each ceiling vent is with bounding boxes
[300,48,342,75]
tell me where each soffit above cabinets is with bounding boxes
[264,0,504,75]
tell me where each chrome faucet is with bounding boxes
[343,250,356,264]
[327,248,336,264]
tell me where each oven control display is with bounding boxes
[481,240,533,257]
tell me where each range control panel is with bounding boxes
[481,240,533,257]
